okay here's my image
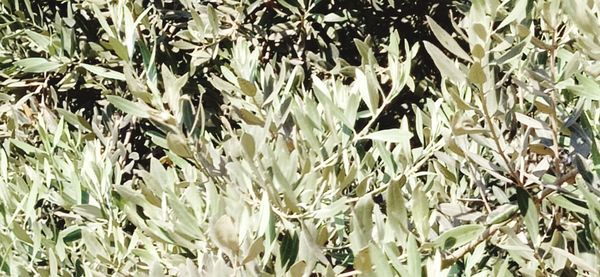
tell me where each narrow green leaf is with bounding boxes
[106,95,150,118]
[433,224,485,250]
[354,38,372,65]
[407,235,421,276]
[362,129,413,143]
[162,64,188,114]
[237,108,264,126]
[492,41,527,65]
[386,178,407,238]
[62,228,82,243]
[547,195,588,215]
[123,6,137,58]
[10,139,38,154]
[108,37,129,61]
[412,187,429,240]
[12,223,33,244]
[56,108,92,131]
[424,41,466,84]
[355,68,378,115]
[15,58,61,73]
[485,204,518,225]
[166,133,194,159]
[280,231,299,270]
[369,244,393,276]
[242,237,264,264]
[427,16,472,62]
[551,247,598,275]
[72,205,103,221]
[237,78,257,97]
[24,30,51,50]
[515,112,549,130]
[80,64,126,81]
[568,74,600,100]
[516,187,540,246]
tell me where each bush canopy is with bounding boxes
[1,0,600,276]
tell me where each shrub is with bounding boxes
[0,0,599,276]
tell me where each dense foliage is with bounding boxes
[1,0,599,275]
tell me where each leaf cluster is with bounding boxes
[0,0,599,276]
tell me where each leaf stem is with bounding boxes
[477,86,523,187]
[441,216,513,268]
[354,92,396,141]
[547,25,563,182]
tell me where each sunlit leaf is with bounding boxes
[166,133,194,159]
[427,16,472,62]
[355,68,379,115]
[106,95,150,118]
[361,129,413,143]
[433,224,485,250]
[212,215,240,253]
[424,41,466,84]
[15,58,61,73]
[80,64,126,81]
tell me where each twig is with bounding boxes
[354,93,397,142]
[547,25,563,184]
[477,87,523,187]
[468,162,492,213]
[345,139,445,202]
[441,217,513,268]
[338,270,360,277]
[539,168,579,201]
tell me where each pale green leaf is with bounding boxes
[424,41,466,84]
[568,74,600,100]
[427,16,472,62]
[80,64,126,81]
[212,215,239,253]
[368,244,393,276]
[468,62,487,84]
[407,235,421,277]
[242,237,264,264]
[485,204,518,225]
[362,129,413,143]
[433,224,485,250]
[106,95,150,118]
[237,78,257,97]
[516,188,540,246]
[355,68,378,115]
[551,247,598,275]
[15,58,61,73]
[162,64,188,114]
[166,133,194,159]
[24,30,51,50]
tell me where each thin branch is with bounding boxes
[468,163,492,213]
[539,168,579,201]
[547,25,563,183]
[441,217,513,268]
[477,87,523,187]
